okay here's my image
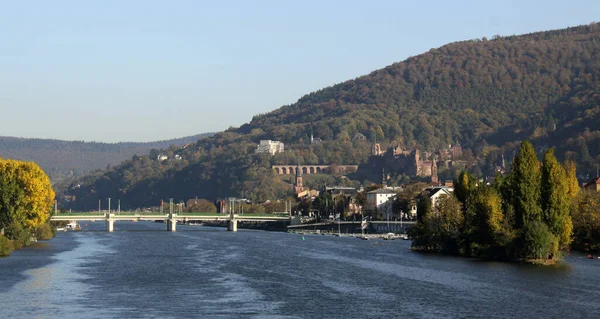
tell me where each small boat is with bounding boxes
[66,221,80,231]
[186,222,204,226]
[56,227,66,232]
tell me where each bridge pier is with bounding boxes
[106,213,115,232]
[228,219,237,232]
[167,212,177,232]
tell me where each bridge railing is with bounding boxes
[50,212,289,218]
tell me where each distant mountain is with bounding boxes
[60,23,600,210]
[0,133,213,183]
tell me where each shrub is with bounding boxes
[0,234,14,257]
[5,221,31,249]
[521,221,559,260]
[35,223,54,241]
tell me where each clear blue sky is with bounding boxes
[1,0,598,142]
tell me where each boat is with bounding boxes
[186,222,204,226]
[56,227,66,232]
[66,221,81,231]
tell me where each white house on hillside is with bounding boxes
[256,140,285,155]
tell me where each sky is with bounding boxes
[1,0,598,142]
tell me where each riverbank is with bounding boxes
[0,223,56,257]
[288,229,410,240]
[409,246,567,266]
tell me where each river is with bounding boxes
[1,221,599,318]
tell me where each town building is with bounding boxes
[256,140,285,155]
[310,134,322,145]
[352,133,367,141]
[583,177,600,191]
[324,186,358,197]
[426,186,454,208]
[366,188,397,212]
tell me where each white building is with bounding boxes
[256,140,285,155]
[426,186,454,208]
[366,188,397,213]
[157,154,168,162]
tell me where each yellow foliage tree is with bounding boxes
[0,159,55,231]
[563,160,580,199]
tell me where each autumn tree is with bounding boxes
[563,160,580,199]
[0,159,55,232]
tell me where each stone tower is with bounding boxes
[294,163,304,194]
[371,143,382,156]
[431,157,439,185]
[413,149,421,176]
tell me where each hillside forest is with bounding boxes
[0,134,213,183]
[57,23,600,211]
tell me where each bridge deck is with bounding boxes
[50,213,289,222]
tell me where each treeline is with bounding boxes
[410,141,583,263]
[0,158,55,257]
[58,23,600,209]
[0,133,212,183]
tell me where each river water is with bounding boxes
[1,221,600,318]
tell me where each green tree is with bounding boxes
[0,234,13,257]
[453,171,476,205]
[392,182,428,217]
[571,190,600,253]
[409,193,434,250]
[4,221,31,249]
[540,149,573,250]
[433,195,463,254]
[510,141,542,228]
[520,221,558,261]
[35,223,55,241]
[577,138,591,163]
[186,199,217,213]
[465,187,504,256]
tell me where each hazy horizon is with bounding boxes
[2,0,599,143]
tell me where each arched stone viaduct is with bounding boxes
[272,165,359,175]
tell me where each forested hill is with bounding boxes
[60,23,600,210]
[0,133,213,183]
[243,23,600,151]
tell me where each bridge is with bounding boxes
[272,165,359,175]
[50,211,291,232]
